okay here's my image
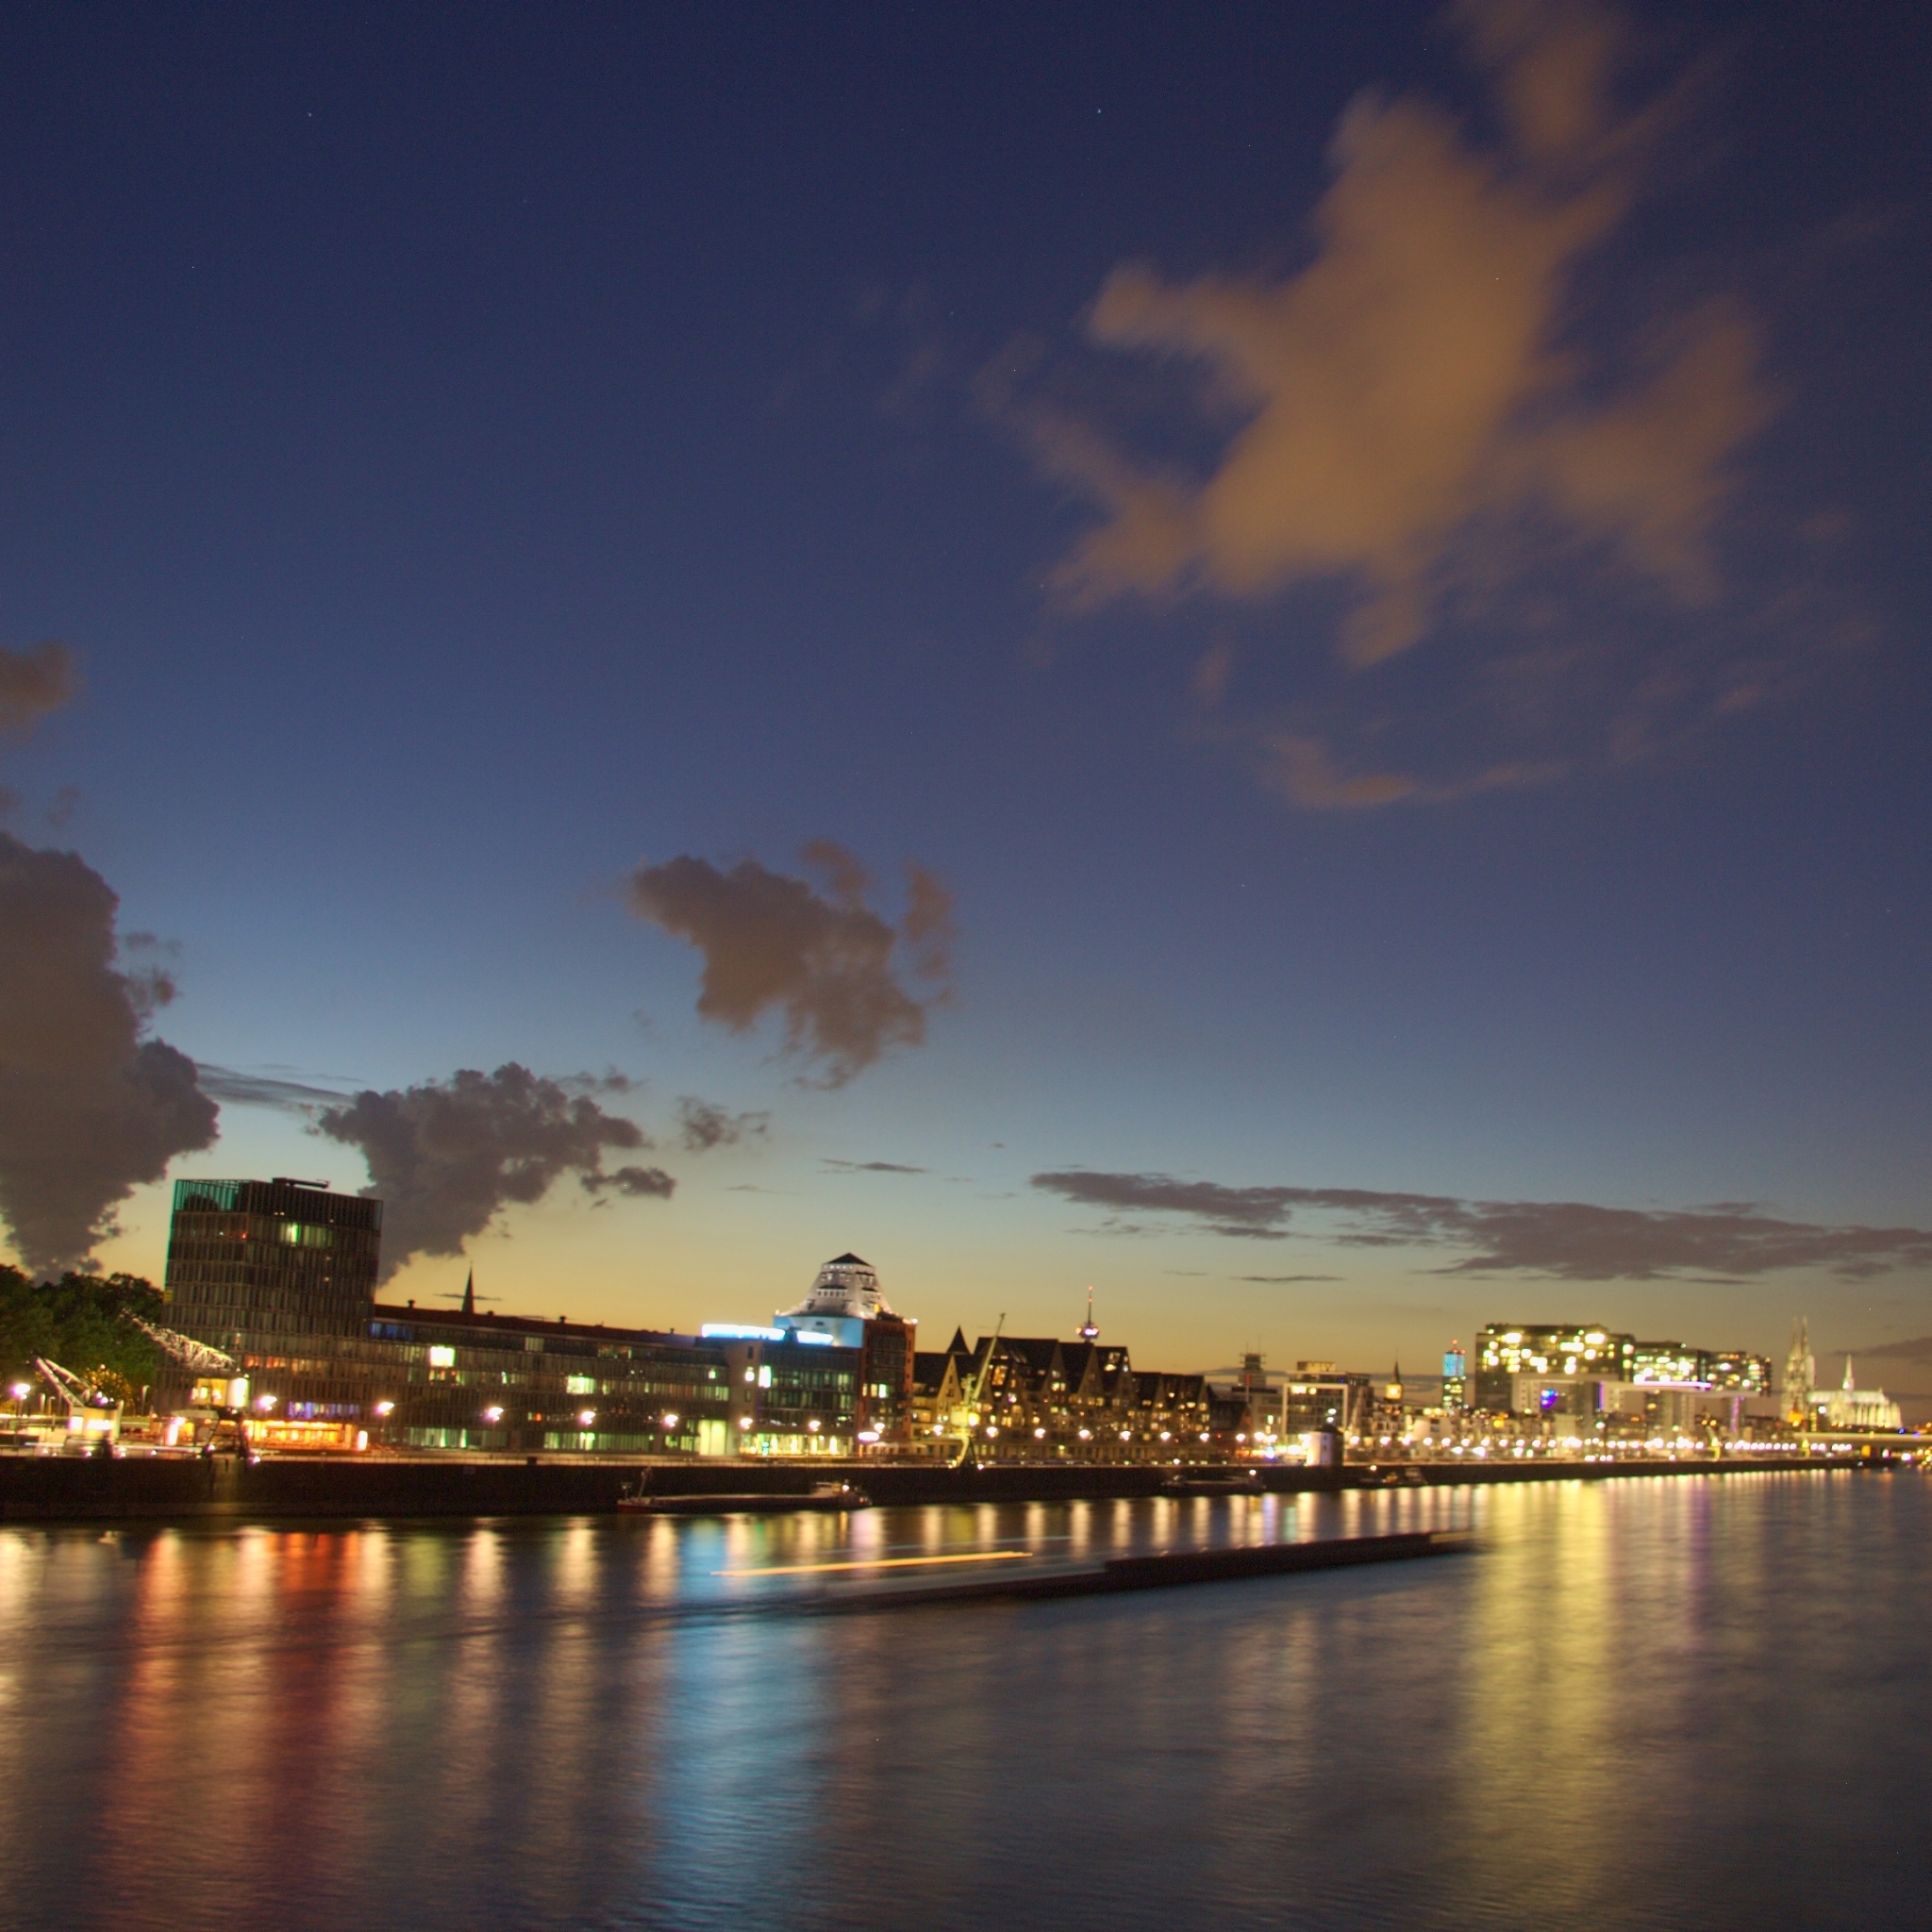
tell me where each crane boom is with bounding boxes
[964,1314,1007,1414]
[33,1357,113,1412]
[948,1313,1006,1467]
[125,1316,238,1375]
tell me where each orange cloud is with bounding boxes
[1036,1,1770,672]
[1260,734,1561,811]
[0,642,76,735]
[626,845,955,1087]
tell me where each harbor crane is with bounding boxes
[32,1357,122,1452]
[122,1315,254,1456]
[946,1313,1006,1468]
[124,1315,239,1377]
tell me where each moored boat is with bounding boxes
[1159,1472,1264,1497]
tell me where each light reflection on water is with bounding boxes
[2,1474,1926,1930]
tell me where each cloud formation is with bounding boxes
[824,1158,927,1175]
[1029,1170,1932,1282]
[0,835,219,1274]
[316,1063,673,1280]
[1004,2,1785,805]
[196,1065,354,1108]
[626,844,954,1087]
[1044,2,1764,651]
[675,1096,770,1152]
[0,642,77,735]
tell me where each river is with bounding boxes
[2,1470,1924,1928]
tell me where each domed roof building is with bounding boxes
[776,1253,896,1337]
[774,1253,916,1443]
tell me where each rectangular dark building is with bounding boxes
[165,1176,383,1342]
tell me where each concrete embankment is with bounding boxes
[0,1451,1861,1526]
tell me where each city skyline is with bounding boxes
[2,2,1928,1398]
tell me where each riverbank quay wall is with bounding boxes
[0,1451,1911,1525]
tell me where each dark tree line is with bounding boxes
[0,1268,164,1406]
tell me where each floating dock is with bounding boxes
[807,1528,1473,1614]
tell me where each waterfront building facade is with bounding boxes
[149,1181,1850,1462]
[908,1349,964,1444]
[1700,1350,1774,1393]
[771,1252,915,1443]
[166,1177,383,1341]
[1473,1327,1637,1412]
[1631,1342,1774,1392]
[158,1295,750,1455]
[1281,1366,1374,1438]
[158,1179,865,1455]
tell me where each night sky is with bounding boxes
[3,3,1927,1396]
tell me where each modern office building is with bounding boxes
[1473,1325,1637,1412]
[158,1179,864,1454]
[771,1252,916,1441]
[1631,1341,1701,1384]
[165,1177,383,1341]
[358,1304,746,1453]
[1279,1365,1374,1437]
[1631,1341,1774,1392]
[1699,1351,1773,1394]
[1441,1341,1467,1411]
[160,1289,790,1456]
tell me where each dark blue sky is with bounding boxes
[2,1,1927,1382]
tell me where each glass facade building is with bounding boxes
[1473,1326,1637,1413]
[166,1177,383,1341]
[158,1301,863,1456]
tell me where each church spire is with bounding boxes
[461,1268,475,1317]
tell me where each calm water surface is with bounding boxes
[2,1473,1925,1929]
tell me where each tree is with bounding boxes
[0,1268,163,1407]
